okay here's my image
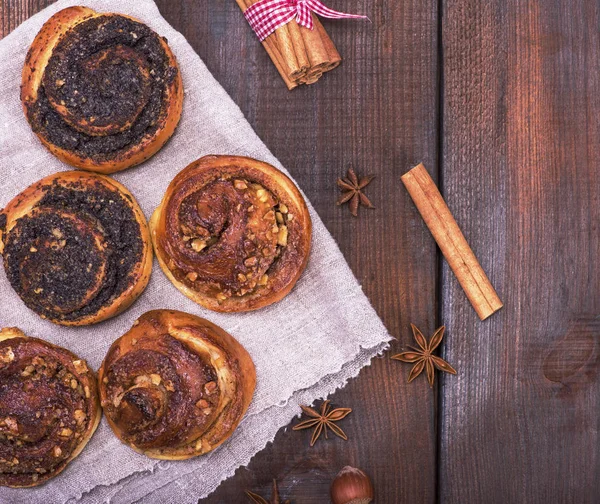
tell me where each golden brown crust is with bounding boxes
[21,7,183,174]
[98,310,256,460]
[0,171,152,326]
[0,328,101,488]
[150,155,312,312]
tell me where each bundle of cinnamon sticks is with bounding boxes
[235,0,342,89]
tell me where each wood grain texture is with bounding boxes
[0,1,440,503]
[440,0,600,502]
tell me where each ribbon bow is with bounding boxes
[244,0,368,41]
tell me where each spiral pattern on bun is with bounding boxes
[0,328,101,488]
[150,155,312,312]
[98,310,256,459]
[0,172,152,326]
[21,7,183,173]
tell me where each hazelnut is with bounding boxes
[330,466,374,504]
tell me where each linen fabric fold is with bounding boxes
[0,1,391,502]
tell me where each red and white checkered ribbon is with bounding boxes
[244,0,367,41]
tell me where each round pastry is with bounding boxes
[98,310,256,460]
[150,155,312,312]
[0,171,152,326]
[21,6,183,174]
[0,327,101,488]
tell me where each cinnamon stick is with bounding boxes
[235,0,343,88]
[401,164,503,320]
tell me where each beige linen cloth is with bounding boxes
[0,1,391,502]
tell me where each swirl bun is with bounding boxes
[0,171,152,326]
[0,328,101,488]
[21,7,183,173]
[98,310,256,459]
[150,155,312,312]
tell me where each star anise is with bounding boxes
[292,400,352,446]
[391,324,457,387]
[246,479,290,504]
[337,168,375,217]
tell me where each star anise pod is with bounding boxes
[392,324,457,387]
[246,479,290,504]
[292,400,352,446]
[337,168,375,217]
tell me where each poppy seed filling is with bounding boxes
[2,181,144,322]
[27,15,177,160]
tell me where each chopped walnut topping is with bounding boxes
[30,246,37,252]
[74,410,86,425]
[196,399,209,409]
[234,179,248,190]
[70,379,78,389]
[277,226,288,246]
[84,386,90,398]
[258,274,269,286]
[191,239,207,252]
[0,347,14,364]
[52,228,63,239]
[21,365,35,377]
[60,428,73,437]
[204,381,217,394]
[244,257,257,267]
[150,374,162,385]
[165,381,175,392]
[216,293,227,302]
[279,203,288,214]
[4,417,18,433]
[186,272,198,282]
[53,446,62,458]
[72,359,87,374]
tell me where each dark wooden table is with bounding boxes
[2,1,599,502]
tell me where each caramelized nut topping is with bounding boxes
[204,381,217,394]
[191,239,207,252]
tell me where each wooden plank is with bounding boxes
[1,1,441,502]
[440,0,600,501]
